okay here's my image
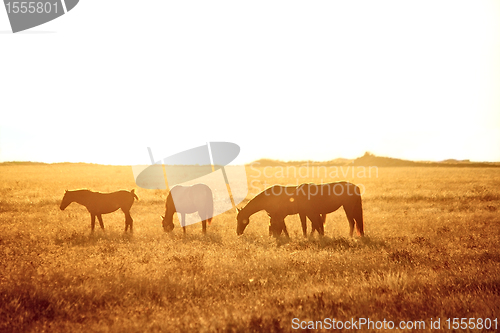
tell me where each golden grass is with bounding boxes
[0,163,499,332]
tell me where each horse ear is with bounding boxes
[65,190,68,193]
[236,207,241,213]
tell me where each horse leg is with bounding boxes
[282,220,290,238]
[309,216,316,237]
[299,213,307,237]
[308,214,325,237]
[347,216,355,237]
[345,211,355,237]
[319,214,327,235]
[343,205,355,237]
[202,220,207,234]
[269,217,287,238]
[309,214,324,236]
[97,214,105,230]
[198,211,207,234]
[90,214,96,232]
[353,197,364,237]
[181,213,186,235]
[268,215,277,236]
[123,210,133,233]
[309,215,318,237]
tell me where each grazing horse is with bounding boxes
[270,182,365,237]
[236,185,324,238]
[161,184,214,234]
[60,189,139,232]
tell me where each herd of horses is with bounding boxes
[60,181,365,238]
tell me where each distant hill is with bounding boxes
[0,161,48,166]
[352,153,426,167]
[249,157,353,167]
[250,153,500,167]
[353,153,500,167]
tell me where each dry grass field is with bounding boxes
[0,162,499,332]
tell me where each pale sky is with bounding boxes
[1,1,499,165]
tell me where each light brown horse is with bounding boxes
[60,189,139,232]
[161,184,214,234]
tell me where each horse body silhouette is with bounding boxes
[236,185,294,237]
[60,189,138,232]
[162,184,214,234]
[236,185,323,237]
[270,182,364,237]
[237,182,364,238]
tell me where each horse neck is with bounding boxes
[241,192,268,219]
[163,196,177,223]
[164,206,174,221]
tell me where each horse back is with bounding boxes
[296,182,360,213]
[168,184,213,214]
[260,185,299,217]
[87,190,136,214]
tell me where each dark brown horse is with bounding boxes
[161,184,214,234]
[60,189,139,232]
[270,182,364,237]
[236,185,324,238]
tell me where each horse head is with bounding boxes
[236,207,249,235]
[161,215,174,232]
[60,190,71,210]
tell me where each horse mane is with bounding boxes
[66,188,91,193]
[67,188,138,199]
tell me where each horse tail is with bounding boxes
[207,188,214,225]
[354,192,364,236]
[208,195,214,225]
[131,189,139,201]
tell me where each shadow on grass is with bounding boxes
[288,235,385,252]
[236,233,387,252]
[183,232,224,245]
[53,230,134,247]
[162,230,224,246]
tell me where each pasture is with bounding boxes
[0,163,499,332]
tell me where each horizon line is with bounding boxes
[2,153,500,166]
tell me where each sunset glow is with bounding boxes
[1,1,499,164]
